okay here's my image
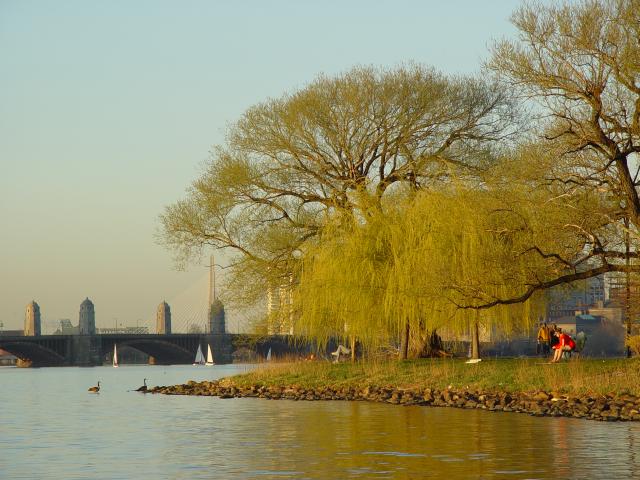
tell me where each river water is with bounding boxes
[1,364,639,479]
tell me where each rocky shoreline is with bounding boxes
[148,380,640,422]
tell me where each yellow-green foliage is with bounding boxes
[289,136,619,353]
[627,336,640,357]
[294,187,555,351]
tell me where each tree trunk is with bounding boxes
[471,317,480,360]
[350,335,356,363]
[400,321,410,360]
[625,217,632,358]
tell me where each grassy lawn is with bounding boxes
[229,357,640,396]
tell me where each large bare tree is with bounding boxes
[160,66,515,293]
[475,0,640,308]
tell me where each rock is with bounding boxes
[533,392,550,402]
[422,391,434,404]
[149,378,638,423]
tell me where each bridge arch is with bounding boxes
[101,336,196,365]
[0,340,65,366]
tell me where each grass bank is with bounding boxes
[229,358,640,396]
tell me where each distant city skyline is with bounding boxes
[4,277,216,334]
[1,0,523,331]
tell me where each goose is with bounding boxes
[88,381,101,393]
[135,379,148,392]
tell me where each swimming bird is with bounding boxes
[88,381,101,393]
[135,378,148,392]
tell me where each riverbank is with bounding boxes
[149,358,640,422]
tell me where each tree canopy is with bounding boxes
[482,0,640,306]
[161,65,516,309]
[161,0,640,355]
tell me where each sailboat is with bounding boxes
[266,347,272,362]
[113,344,119,368]
[205,344,215,366]
[193,344,205,365]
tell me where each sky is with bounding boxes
[0,0,524,333]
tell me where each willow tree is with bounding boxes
[160,65,516,311]
[294,164,603,359]
[482,0,640,310]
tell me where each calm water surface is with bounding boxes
[1,364,639,479]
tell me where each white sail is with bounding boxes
[266,347,272,362]
[113,344,119,368]
[205,344,214,366]
[193,344,205,365]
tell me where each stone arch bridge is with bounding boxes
[0,334,232,367]
[0,333,311,367]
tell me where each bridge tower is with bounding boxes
[156,301,171,334]
[24,301,41,336]
[79,298,96,335]
[209,300,225,334]
[208,255,225,334]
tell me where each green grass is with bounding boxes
[229,358,640,396]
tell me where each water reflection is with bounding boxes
[186,400,640,479]
[1,366,639,479]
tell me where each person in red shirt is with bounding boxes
[551,329,576,363]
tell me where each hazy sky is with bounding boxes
[0,0,524,332]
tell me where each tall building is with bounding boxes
[586,275,606,305]
[156,301,171,334]
[547,276,607,321]
[266,275,294,335]
[24,301,41,336]
[209,299,225,334]
[79,298,96,335]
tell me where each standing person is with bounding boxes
[543,323,552,355]
[536,323,550,356]
[551,330,576,363]
[549,324,559,351]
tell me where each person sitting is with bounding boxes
[551,330,576,363]
[331,344,351,363]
